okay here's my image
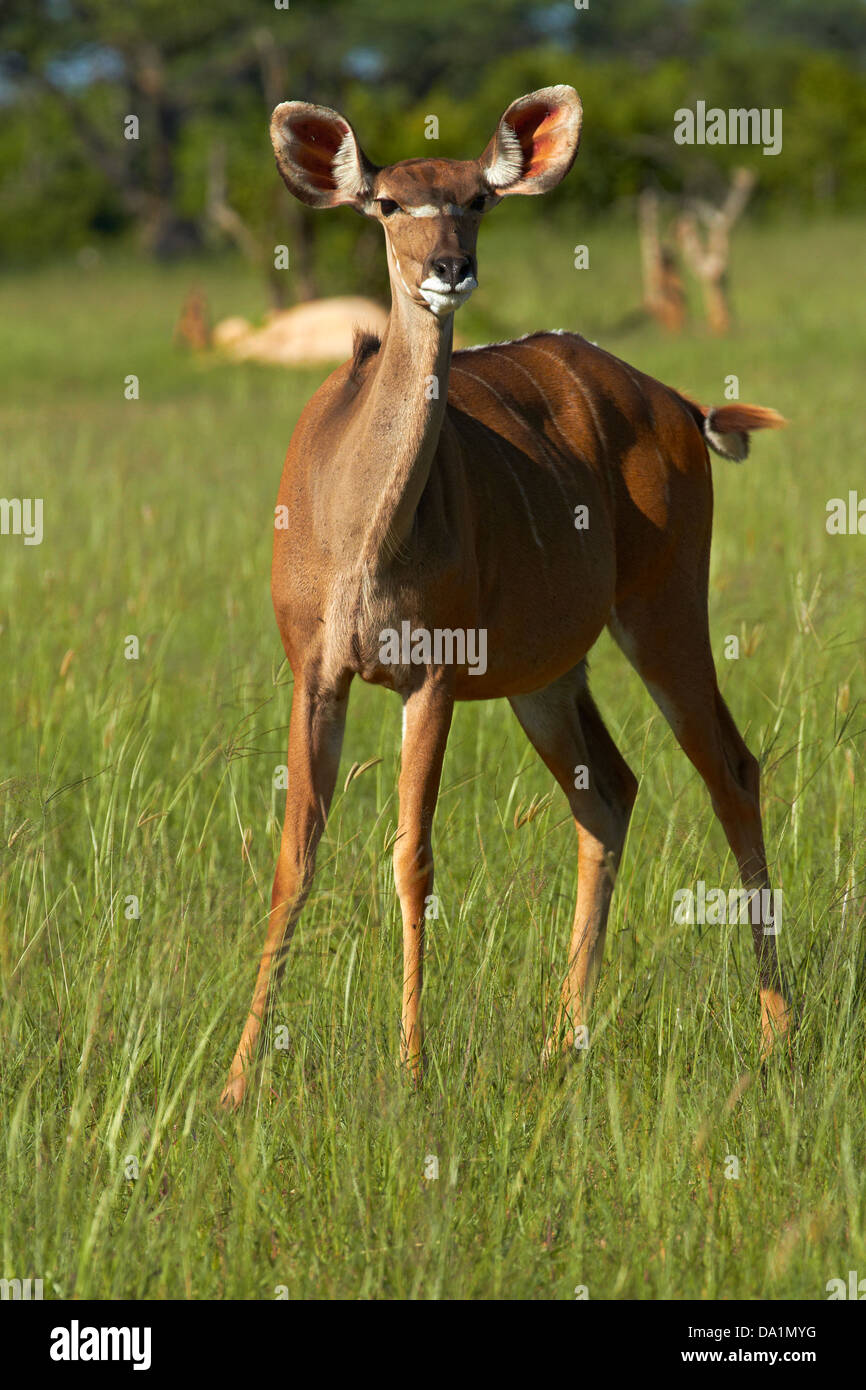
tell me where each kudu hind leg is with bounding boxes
[610,602,791,1054]
[510,665,637,1057]
[220,679,349,1109]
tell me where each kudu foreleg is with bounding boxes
[220,678,348,1109]
[394,675,454,1084]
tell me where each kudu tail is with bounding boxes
[683,399,787,463]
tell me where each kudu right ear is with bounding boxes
[270,102,377,210]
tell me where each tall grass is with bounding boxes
[1,213,864,1298]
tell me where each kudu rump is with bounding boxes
[221,85,790,1108]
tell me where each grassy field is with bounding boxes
[1,212,865,1300]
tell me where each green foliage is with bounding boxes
[1,1,865,263]
[0,89,123,258]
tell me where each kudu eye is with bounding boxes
[469,195,487,212]
[377,198,400,217]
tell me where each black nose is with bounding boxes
[432,255,473,289]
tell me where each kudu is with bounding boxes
[221,85,790,1108]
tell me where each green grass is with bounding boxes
[1,212,865,1300]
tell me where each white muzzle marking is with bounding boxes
[419,275,478,317]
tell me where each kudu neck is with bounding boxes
[354,270,455,569]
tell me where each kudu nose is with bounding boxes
[431,255,473,289]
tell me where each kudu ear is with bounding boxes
[270,101,377,210]
[479,85,582,197]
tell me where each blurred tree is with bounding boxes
[0,0,562,265]
[0,0,864,273]
[2,0,260,254]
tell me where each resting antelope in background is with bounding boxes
[221,85,790,1109]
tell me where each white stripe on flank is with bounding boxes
[449,363,545,551]
[523,342,608,452]
[623,367,650,406]
[484,348,576,519]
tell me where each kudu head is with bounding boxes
[270,85,582,318]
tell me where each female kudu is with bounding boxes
[221,85,789,1108]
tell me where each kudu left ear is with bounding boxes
[480,85,582,197]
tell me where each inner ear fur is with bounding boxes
[481,85,582,196]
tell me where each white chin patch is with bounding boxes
[418,276,478,317]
